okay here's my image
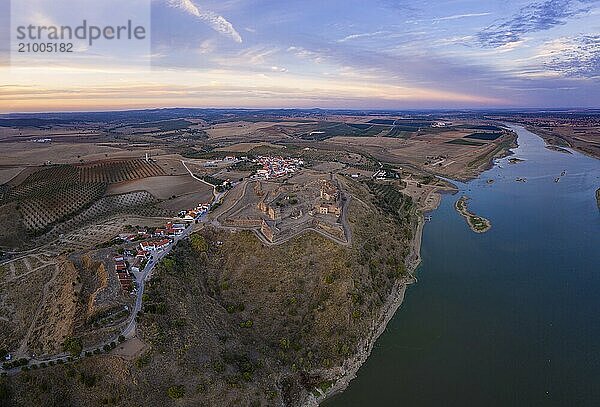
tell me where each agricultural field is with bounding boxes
[215,141,284,153]
[0,158,182,249]
[106,175,211,200]
[0,142,127,166]
[206,120,308,139]
[0,160,168,237]
[78,159,165,183]
[324,125,516,180]
[0,167,24,184]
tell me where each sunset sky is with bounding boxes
[1,0,599,112]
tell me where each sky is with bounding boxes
[0,0,599,112]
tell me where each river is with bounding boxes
[325,125,600,406]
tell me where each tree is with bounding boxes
[190,234,208,253]
[162,257,175,273]
[166,385,185,399]
[62,337,82,357]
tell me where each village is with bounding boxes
[109,201,212,295]
[252,156,304,179]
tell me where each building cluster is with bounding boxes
[139,238,171,253]
[203,155,239,168]
[113,256,134,292]
[155,222,186,237]
[312,180,341,217]
[253,156,304,180]
[177,202,211,222]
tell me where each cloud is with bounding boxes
[434,12,492,22]
[287,46,325,63]
[478,0,598,47]
[337,31,389,43]
[541,35,600,78]
[167,0,242,43]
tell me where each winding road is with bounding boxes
[2,165,224,376]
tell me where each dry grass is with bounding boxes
[4,177,418,407]
[106,175,213,201]
[0,167,25,184]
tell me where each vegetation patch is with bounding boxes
[464,132,502,141]
[446,139,485,147]
[455,196,491,233]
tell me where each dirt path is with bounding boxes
[0,258,57,285]
[8,262,16,279]
[16,263,60,357]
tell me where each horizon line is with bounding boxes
[2,106,600,116]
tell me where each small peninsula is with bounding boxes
[455,196,492,233]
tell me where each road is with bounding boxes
[180,159,218,198]
[2,165,226,376]
[121,226,192,338]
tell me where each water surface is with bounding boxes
[325,126,600,406]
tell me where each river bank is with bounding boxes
[312,132,512,405]
[309,214,426,406]
[324,125,600,407]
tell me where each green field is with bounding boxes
[446,139,485,146]
[465,132,502,141]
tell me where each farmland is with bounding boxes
[0,159,171,241]
[106,175,213,201]
[78,159,165,183]
[0,108,522,407]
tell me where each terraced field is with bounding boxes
[19,183,107,231]
[0,159,170,246]
[78,159,165,183]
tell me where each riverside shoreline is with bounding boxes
[314,125,600,406]
[308,212,427,406]
[306,129,516,406]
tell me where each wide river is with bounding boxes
[325,125,600,406]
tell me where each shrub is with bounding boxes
[135,353,151,368]
[62,337,83,357]
[190,234,209,253]
[239,320,253,328]
[166,385,185,399]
